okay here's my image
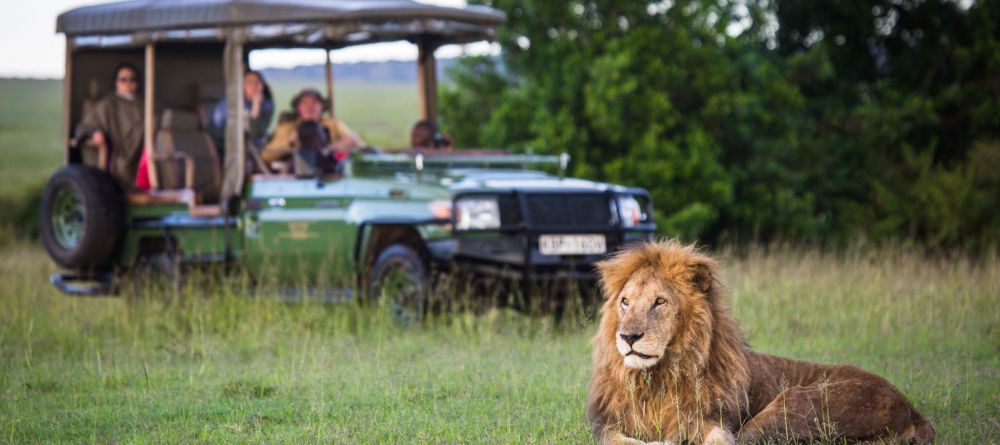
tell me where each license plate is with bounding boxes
[539,234,607,255]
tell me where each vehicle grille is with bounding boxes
[499,193,614,228]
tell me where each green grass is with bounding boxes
[0,243,997,443]
[0,79,64,197]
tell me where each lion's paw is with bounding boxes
[703,426,736,445]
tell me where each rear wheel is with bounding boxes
[39,165,124,271]
[368,244,429,325]
[128,253,183,299]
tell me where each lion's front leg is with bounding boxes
[599,426,734,445]
[599,430,677,445]
[702,425,737,445]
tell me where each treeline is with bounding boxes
[261,58,458,83]
[440,0,1000,249]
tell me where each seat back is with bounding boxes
[155,109,222,203]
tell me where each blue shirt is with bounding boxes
[210,96,274,149]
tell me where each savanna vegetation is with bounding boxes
[0,242,997,443]
[1,1,999,442]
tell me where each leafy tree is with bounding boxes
[441,0,1000,248]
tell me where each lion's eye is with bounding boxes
[654,297,667,306]
[620,297,629,307]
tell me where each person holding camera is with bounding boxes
[261,88,363,165]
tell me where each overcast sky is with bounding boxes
[0,0,497,78]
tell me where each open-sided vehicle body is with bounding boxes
[45,0,656,304]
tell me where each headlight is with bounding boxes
[455,198,501,230]
[427,199,453,220]
[616,196,644,227]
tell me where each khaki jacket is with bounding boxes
[261,117,359,163]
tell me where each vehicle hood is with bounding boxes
[442,169,629,192]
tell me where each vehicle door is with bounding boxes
[242,176,356,289]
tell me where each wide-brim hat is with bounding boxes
[291,88,327,110]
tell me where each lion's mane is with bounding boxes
[586,240,750,441]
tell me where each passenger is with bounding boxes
[75,63,146,190]
[208,70,275,151]
[261,88,363,164]
[410,119,453,150]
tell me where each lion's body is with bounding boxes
[586,241,934,445]
[738,352,934,444]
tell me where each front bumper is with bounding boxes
[427,227,655,282]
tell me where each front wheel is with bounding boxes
[368,244,429,325]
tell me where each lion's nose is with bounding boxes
[619,332,643,346]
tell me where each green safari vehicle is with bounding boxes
[42,0,656,314]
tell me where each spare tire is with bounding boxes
[40,165,124,271]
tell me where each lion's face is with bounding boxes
[613,268,686,369]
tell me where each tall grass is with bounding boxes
[0,242,997,443]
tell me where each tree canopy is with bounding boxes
[441,0,1000,248]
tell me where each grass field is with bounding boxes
[0,79,63,197]
[1,77,999,443]
[0,244,997,443]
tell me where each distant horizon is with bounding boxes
[0,56,473,81]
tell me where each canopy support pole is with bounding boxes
[143,42,159,190]
[221,35,246,203]
[325,48,335,118]
[416,38,438,123]
[62,42,73,164]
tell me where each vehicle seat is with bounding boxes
[154,109,222,203]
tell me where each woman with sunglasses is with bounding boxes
[75,63,146,190]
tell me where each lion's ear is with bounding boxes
[690,259,717,295]
[596,247,647,300]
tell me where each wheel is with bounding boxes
[368,244,429,325]
[128,253,183,299]
[39,165,124,271]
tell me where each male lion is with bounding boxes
[586,241,934,445]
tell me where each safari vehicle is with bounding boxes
[42,0,656,315]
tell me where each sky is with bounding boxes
[0,0,498,78]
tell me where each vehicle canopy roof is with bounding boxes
[57,0,505,48]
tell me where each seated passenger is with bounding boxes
[410,119,453,150]
[208,70,275,152]
[74,63,146,190]
[261,88,363,164]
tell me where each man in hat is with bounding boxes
[261,88,363,163]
